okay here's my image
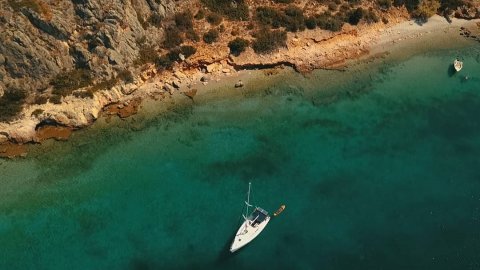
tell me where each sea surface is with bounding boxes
[1,44,480,270]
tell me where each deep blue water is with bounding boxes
[1,45,480,270]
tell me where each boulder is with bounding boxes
[184,88,197,100]
[163,84,174,95]
[7,120,37,144]
[0,134,9,144]
[234,80,244,88]
[172,80,181,89]
[206,63,220,73]
[120,84,138,95]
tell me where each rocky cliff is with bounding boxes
[0,0,179,95]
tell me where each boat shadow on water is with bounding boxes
[213,231,250,270]
[215,232,242,265]
[447,64,457,77]
[214,211,249,267]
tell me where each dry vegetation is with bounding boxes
[7,0,52,20]
[1,0,474,123]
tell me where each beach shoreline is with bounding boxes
[1,14,479,158]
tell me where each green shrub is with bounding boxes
[163,27,183,48]
[440,0,464,11]
[228,37,249,56]
[4,87,27,102]
[49,95,62,104]
[348,7,364,25]
[136,36,147,46]
[76,70,132,98]
[328,2,338,11]
[8,0,41,12]
[411,0,440,21]
[283,5,306,32]
[393,0,420,11]
[167,49,181,62]
[364,9,379,23]
[252,29,287,54]
[0,87,26,122]
[31,109,44,117]
[377,0,393,8]
[34,95,48,104]
[207,13,223,25]
[155,55,174,70]
[136,12,149,30]
[73,90,94,99]
[117,69,134,83]
[339,3,350,12]
[175,11,194,31]
[180,45,197,58]
[203,29,219,43]
[305,16,317,29]
[50,69,93,97]
[186,29,200,42]
[283,6,302,17]
[201,0,249,20]
[256,5,306,32]
[316,13,344,31]
[195,9,205,20]
[273,0,294,3]
[148,13,163,27]
[256,6,283,27]
[89,77,118,93]
[135,45,158,65]
[7,0,50,18]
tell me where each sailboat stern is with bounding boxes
[229,208,271,253]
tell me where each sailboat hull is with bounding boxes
[230,216,271,252]
[454,59,463,72]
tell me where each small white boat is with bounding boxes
[230,182,270,253]
[454,58,463,72]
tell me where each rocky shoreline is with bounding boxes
[1,10,480,158]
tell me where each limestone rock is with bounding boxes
[172,80,181,88]
[0,134,9,144]
[0,0,178,95]
[121,84,138,95]
[7,120,37,144]
[234,80,244,88]
[184,88,197,100]
[206,63,221,73]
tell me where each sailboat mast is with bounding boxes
[244,182,252,222]
[247,182,251,209]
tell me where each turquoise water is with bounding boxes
[1,45,480,269]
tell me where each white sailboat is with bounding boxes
[230,182,271,253]
[454,58,463,72]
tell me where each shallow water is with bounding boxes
[1,45,480,270]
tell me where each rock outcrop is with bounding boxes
[0,0,179,94]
